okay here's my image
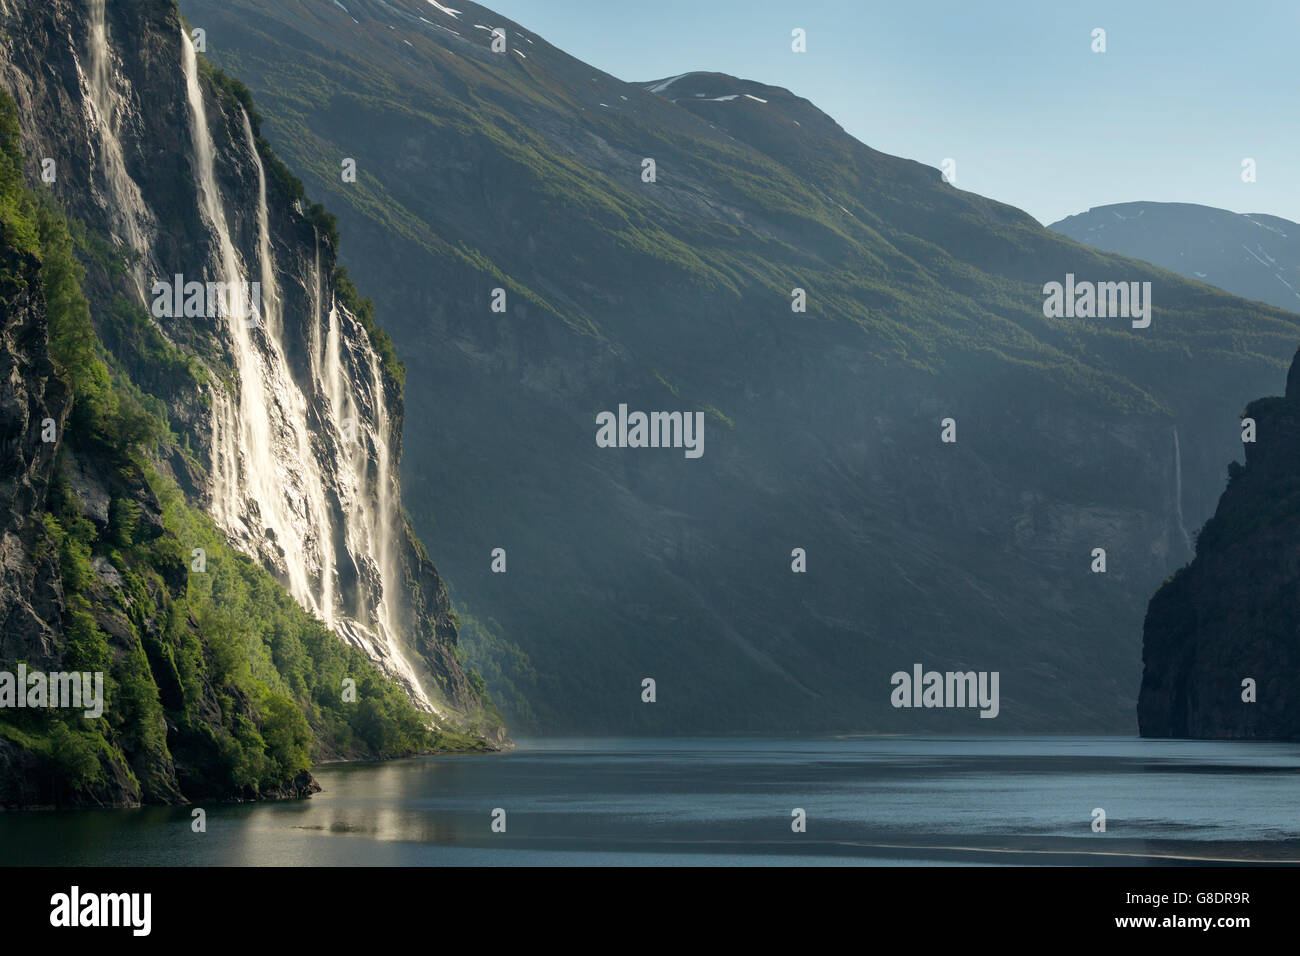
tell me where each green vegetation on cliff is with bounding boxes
[0,89,480,808]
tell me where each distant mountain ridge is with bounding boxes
[1050,202,1300,314]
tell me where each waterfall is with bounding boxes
[180,31,436,713]
[182,31,318,611]
[84,0,148,291]
[322,287,438,713]
[244,108,342,629]
[1172,426,1193,551]
[367,349,415,706]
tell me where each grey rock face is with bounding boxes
[0,239,67,672]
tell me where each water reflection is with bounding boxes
[2,737,1299,866]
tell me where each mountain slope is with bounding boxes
[1050,202,1300,315]
[181,0,1300,733]
[1140,345,1300,738]
[0,0,504,807]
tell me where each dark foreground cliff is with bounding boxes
[1140,346,1300,738]
[0,0,505,809]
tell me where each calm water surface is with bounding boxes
[3,736,1299,865]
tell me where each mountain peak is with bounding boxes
[642,71,773,99]
[1051,202,1300,313]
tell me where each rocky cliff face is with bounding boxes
[1139,347,1300,739]
[0,0,503,808]
[0,242,66,670]
[0,230,72,806]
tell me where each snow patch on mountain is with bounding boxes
[646,72,690,93]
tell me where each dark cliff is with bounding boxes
[1139,346,1300,738]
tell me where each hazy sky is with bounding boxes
[481,0,1300,226]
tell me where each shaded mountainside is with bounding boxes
[0,0,504,808]
[1051,202,1300,315]
[183,0,1300,734]
[1140,347,1300,739]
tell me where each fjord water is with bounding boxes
[4,737,1299,866]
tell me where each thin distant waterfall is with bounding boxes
[1172,426,1193,551]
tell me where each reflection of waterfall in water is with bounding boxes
[179,32,436,712]
[1172,427,1193,551]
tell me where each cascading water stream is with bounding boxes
[1172,426,1193,551]
[241,108,339,629]
[318,279,435,712]
[182,30,321,614]
[181,30,435,712]
[84,0,148,293]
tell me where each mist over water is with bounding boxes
[5,737,1300,866]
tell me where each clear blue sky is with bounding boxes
[481,0,1300,226]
